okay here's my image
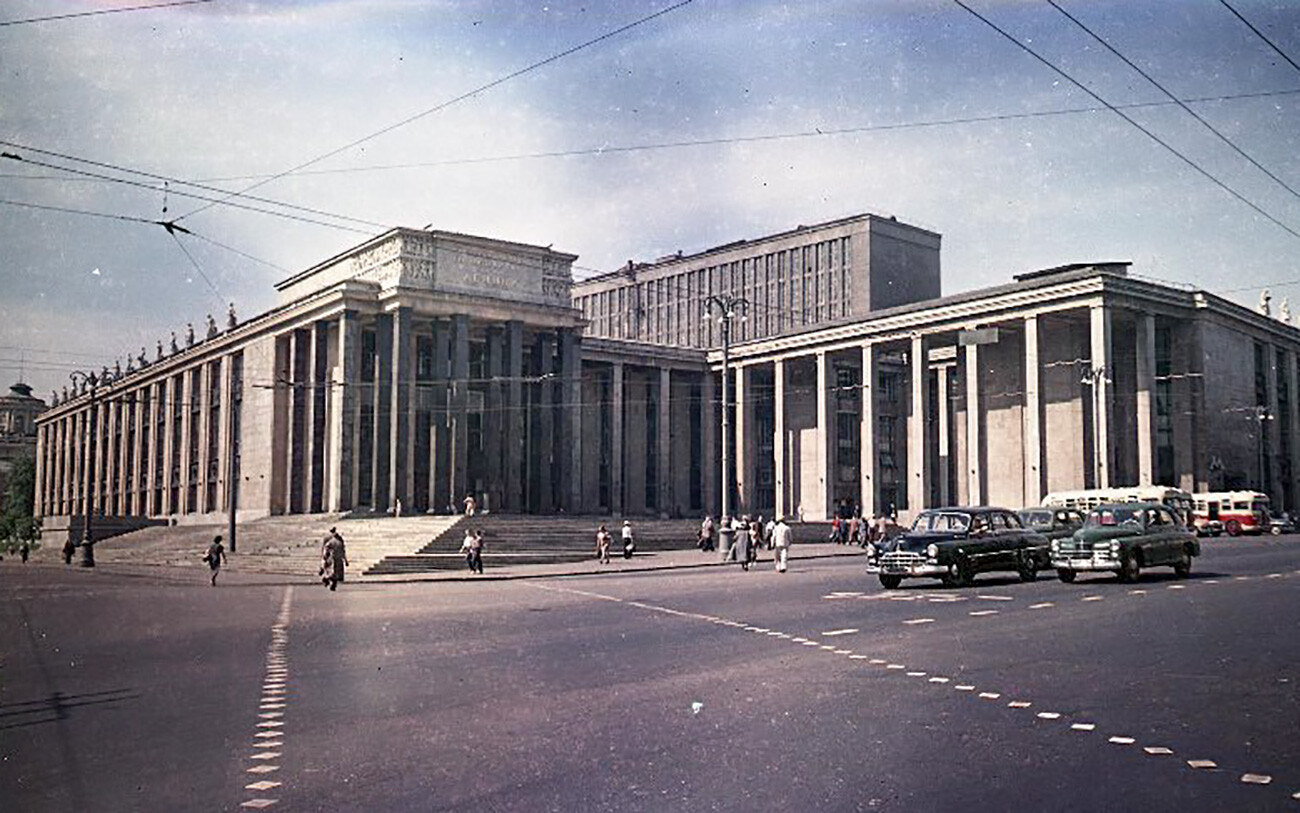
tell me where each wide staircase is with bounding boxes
[63,514,461,577]
[364,515,704,575]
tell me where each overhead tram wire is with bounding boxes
[167,230,227,311]
[174,88,1300,183]
[0,0,214,27]
[1046,0,1300,203]
[1219,0,1300,77]
[951,0,1300,242]
[170,0,697,224]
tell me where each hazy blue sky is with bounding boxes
[2,0,1298,399]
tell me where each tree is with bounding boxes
[0,455,39,551]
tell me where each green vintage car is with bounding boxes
[1051,502,1200,583]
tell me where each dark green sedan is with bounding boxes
[1051,502,1200,583]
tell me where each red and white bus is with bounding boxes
[1042,486,1195,526]
[1193,491,1270,536]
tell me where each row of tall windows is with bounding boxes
[576,237,852,349]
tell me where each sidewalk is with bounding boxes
[10,543,868,586]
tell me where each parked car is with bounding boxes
[1268,512,1294,536]
[1017,507,1085,540]
[867,507,1048,589]
[1194,518,1224,538]
[1051,502,1199,583]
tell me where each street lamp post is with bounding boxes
[1249,405,1274,495]
[706,294,748,562]
[69,370,99,567]
[1080,364,1111,489]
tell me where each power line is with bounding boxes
[168,88,1300,182]
[172,0,697,223]
[951,0,1300,241]
[1046,0,1300,203]
[0,0,214,27]
[1219,0,1300,77]
[168,231,226,310]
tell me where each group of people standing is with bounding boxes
[698,515,794,572]
[828,513,896,547]
[593,521,636,564]
[460,528,485,574]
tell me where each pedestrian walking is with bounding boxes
[204,535,227,586]
[463,493,477,517]
[461,528,477,572]
[595,524,612,564]
[772,516,793,572]
[698,515,715,551]
[748,517,763,567]
[322,530,348,590]
[20,541,30,563]
[621,520,636,559]
[735,516,752,571]
[62,536,75,565]
[470,530,484,574]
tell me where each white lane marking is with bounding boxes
[254,732,281,739]
[849,654,869,660]
[1071,723,1096,731]
[1167,584,1186,590]
[766,631,783,637]
[256,721,285,729]
[886,664,906,670]
[819,644,837,650]
[1240,774,1272,785]
[253,742,281,749]
[928,677,950,684]
[1081,595,1104,602]
[821,628,860,637]
[1008,701,1032,709]
[977,594,1014,602]
[1234,576,1251,581]
[1129,589,1148,595]
[245,588,293,811]
[1029,602,1054,609]
[889,595,920,602]
[906,671,927,677]
[1108,737,1136,745]
[1036,712,1061,720]
[743,626,763,632]
[245,781,281,791]
[829,591,864,597]
[902,618,935,625]
[869,659,887,665]
[979,692,1001,699]
[791,637,808,643]
[775,633,791,639]
[955,685,975,691]
[1143,747,1174,755]
[240,800,278,809]
[246,765,280,774]
[258,712,284,719]
[1266,573,1283,579]
[968,609,999,617]
[1187,760,1218,769]
[928,597,964,603]
[801,641,819,646]
[1203,579,1219,585]
[249,752,281,760]
[260,703,286,710]
[833,649,853,655]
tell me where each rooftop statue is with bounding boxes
[1258,288,1272,317]
[1281,298,1292,325]
[139,347,149,367]
[227,302,238,330]
[170,332,179,354]
[185,322,196,348]
[206,314,218,339]
[156,340,165,361]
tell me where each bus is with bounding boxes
[1192,491,1270,536]
[1041,486,1195,527]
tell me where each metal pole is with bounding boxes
[719,314,732,562]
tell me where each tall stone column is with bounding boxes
[330,311,359,512]
[389,307,414,513]
[504,320,524,511]
[859,343,876,519]
[1089,305,1114,489]
[936,365,951,506]
[450,313,470,509]
[658,366,672,516]
[773,359,787,520]
[533,332,556,513]
[816,351,833,520]
[908,334,928,516]
[1023,315,1044,505]
[1285,351,1300,511]
[288,329,310,514]
[310,320,330,513]
[734,364,749,514]
[373,314,394,511]
[1264,342,1281,501]
[1136,314,1157,486]
[701,371,717,518]
[431,318,451,513]
[484,327,504,513]
[561,329,583,513]
[611,361,625,516]
[965,341,983,507]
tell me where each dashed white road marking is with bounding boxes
[1266,573,1283,580]
[819,644,837,651]
[1071,723,1096,731]
[821,628,859,637]
[833,649,853,655]
[1081,595,1104,602]
[240,587,293,811]
[976,594,1015,602]
[241,800,279,809]
[906,671,927,677]
[253,742,281,749]
[969,609,999,617]
[979,692,1001,700]
[955,685,975,691]
[928,677,950,684]
[1029,602,1054,609]
[245,781,281,791]
[902,618,935,625]
[254,732,280,739]
[801,641,819,647]
[849,654,869,660]
[1167,584,1186,590]
[886,664,906,670]
[869,658,887,665]
[1144,747,1174,756]
[1240,774,1272,785]
[791,637,808,643]
[1204,579,1219,584]
[1129,589,1148,595]
[1036,712,1061,720]
[1108,736,1136,745]
[246,765,280,774]
[1008,701,1032,709]
[249,752,280,760]
[1187,760,1218,769]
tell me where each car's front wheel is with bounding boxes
[1056,568,1076,583]
[1225,519,1243,537]
[879,574,902,590]
[1173,548,1192,578]
[1118,550,1141,583]
[1017,552,1038,583]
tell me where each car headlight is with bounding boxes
[926,543,939,559]
[1050,539,1060,554]
[1110,540,1120,552]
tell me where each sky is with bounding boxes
[1,0,1298,402]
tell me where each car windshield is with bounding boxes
[1085,507,1143,528]
[1018,510,1053,529]
[912,512,972,533]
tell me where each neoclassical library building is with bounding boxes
[34,212,1300,533]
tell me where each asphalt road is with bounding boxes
[2,535,1298,811]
